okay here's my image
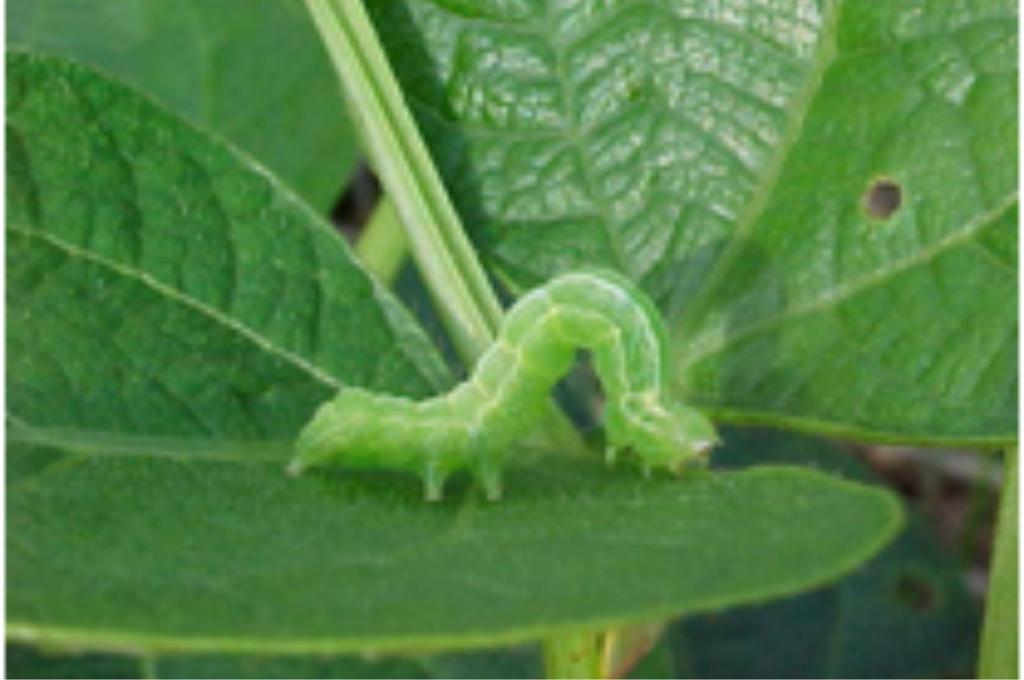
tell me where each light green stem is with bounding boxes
[304,0,502,362]
[979,447,1018,679]
[601,622,666,678]
[356,198,407,285]
[543,631,606,679]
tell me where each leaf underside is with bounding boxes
[371,0,1018,445]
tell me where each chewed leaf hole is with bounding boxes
[863,178,902,219]
[892,571,939,612]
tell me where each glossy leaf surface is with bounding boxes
[370,0,1018,444]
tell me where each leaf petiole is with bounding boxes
[356,197,407,285]
[303,0,502,363]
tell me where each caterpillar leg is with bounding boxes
[476,456,504,502]
[422,460,449,502]
[604,393,718,475]
[603,403,633,469]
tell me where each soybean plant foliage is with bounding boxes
[5,0,1016,678]
[291,270,719,501]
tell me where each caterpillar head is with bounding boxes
[662,404,719,470]
[287,389,383,475]
[615,394,718,473]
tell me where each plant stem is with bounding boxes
[978,447,1018,679]
[356,197,407,285]
[543,631,606,679]
[600,622,666,678]
[304,0,502,362]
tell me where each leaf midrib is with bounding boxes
[704,404,1015,449]
[680,194,1018,367]
[672,0,842,330]
[10,224,343,391]
[7,422,291,464]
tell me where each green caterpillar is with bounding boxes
[288,270,718,501]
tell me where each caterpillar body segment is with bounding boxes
[290,270,718,501]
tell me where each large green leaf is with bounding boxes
[7,51,450,441]
[8,0,358,210]
[370,0,1017,444]
[669,3,1018,446]
[8,431,975,679]
[9,438,899,655]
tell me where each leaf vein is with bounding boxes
[682,193,1017,366]
[10,225,344,392]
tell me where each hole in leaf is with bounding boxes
[863,178,902,219]
[892,571,938,612]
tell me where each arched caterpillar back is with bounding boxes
[288,270,718,500]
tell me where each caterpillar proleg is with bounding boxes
[288,270,718,501]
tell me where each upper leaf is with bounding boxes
[370,0,1017,444]
[7,0,359,210]
[670,2,1018,445]
[7,51,450,440]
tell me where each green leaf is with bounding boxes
[9,437,900,655]
[660,428,982,679]
[7,50,450,440]
[15,423,977,680]
[370,0,1017,444]
[7,0,358,210]
[670,3,1018,446]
